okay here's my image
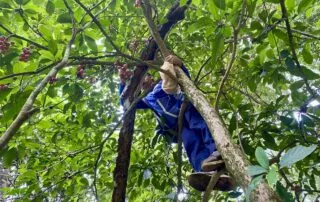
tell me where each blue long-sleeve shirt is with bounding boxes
[119,66,216,171]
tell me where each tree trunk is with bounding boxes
[112,110,136,202]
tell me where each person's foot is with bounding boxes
[201,151,225,172]
[188,172,235,192]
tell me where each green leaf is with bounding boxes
[214,0,226,10]
[301,66,319,80]
[84,35,98,52]
[266,166,278,186]
[3,148,17,167]
[280,116,294,126]
[48,39,58,56]
[57,13,72,23]
[247,165,267,176]
[69,84,83,102]
[0,87,11,102]
[39,25,53,39]
[255,147,269,169]
[279,144,317,168]
[285,57,295,72]
[264,0,279,3]
[180,0,188,6]
[14,0,31,5]
[285,0,295,13]
[212,33,224,64]
[280,50,290,58]
[46,1,55,15]
[245,175,263,202]
[302,48,313,64]
[47,85,56,98]
[298,0,313,13]
[290,80,304,91]
[276,182,295,202]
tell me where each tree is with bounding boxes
[0,0,319,201]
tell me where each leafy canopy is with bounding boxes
[0,0,319,201]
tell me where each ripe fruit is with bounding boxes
[77,64,85,79]
[134,0,142,7]
[0,84,8,91]
[0,36,10,54]
[49,75,57,84]
[19,47,32,62]
[118,63,132,83]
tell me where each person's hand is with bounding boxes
[142,74,154,90]
[116,63,132,83]
[165,55,182,67]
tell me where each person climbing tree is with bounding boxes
[118,55,235,192]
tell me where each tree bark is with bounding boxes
[111,110,136,202]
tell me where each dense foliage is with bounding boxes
[0,0,319,201]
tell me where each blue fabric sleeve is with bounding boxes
[119,82,149,109]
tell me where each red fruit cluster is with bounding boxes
[0,36,10,54]
[0,84,8,91]
[49,75,57,84]
[134,0,142,7]
[77,64,85,79]
[19,47,31,62]
[115,62,132,83]
[142,74,154,90]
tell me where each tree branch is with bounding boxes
[279,0,316,97]
[214,0,247,110]
[17,8,47,41]
[0,24,49,50]
[177,100,188,195]
[202,169,225,202]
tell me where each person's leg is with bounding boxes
[182,126,211,172]
[200,127,225,171]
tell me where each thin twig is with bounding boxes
[17,9,47,41]
[74,0,120,53]
[0,24,49,50]
[177,100,188,196]
[278,25,320,40]
[202,169,225,202]
[79,0,105,24]
[214,0,247,110]
[194,57,212,85]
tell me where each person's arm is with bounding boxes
[119,82,149,109]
